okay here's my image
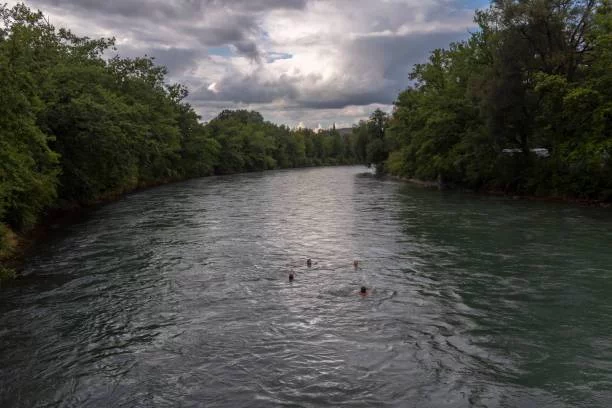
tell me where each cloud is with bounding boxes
[191,71,299,104]
[6,0,485,127]
[142,47,201,76]
[190,29,467,110]
[265,52,293,63]
[36,0,308,19]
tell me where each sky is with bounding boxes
[8,0,489,129]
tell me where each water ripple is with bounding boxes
[1,166,612,407]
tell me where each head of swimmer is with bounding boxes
[360,286,367,294]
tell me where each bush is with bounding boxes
[0,266,16,283]
[0,224,17,260]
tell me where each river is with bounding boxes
[1,166,611,407]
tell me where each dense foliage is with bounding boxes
[358,0,612,200]
[208,111,355,174]
[0,4,357,267]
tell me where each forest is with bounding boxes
[354,0,612,200]
[0,4,357,278]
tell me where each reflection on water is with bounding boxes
[1,166,612,407]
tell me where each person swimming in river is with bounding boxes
[306,258,312,267]
[353,260,359,269]
[360,286,368,296]
[289,272,295,282]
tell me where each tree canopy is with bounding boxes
[358,0,612,200]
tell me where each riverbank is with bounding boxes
[389,175,612,208]
[0,175,185,284]
[0,207,96,283]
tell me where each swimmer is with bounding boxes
[306,258,312,267]
[289,272,295,282]
[360,286,368,296]
[353,260,359,269]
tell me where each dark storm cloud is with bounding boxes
[44,0,197,19]
[143,48,201,76]
[101,44,205,85]
[232,40,261,61]
[190,29,469,109]
[13,0,478,126]
[192,73,299,104]
[185,21,262,59]
[202,0,308,11]
[32,0,276,59]
[43,0,307,19]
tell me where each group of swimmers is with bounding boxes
[289,258,369,296]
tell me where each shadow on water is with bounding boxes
[1,166,611,407]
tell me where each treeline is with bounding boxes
[356,0,612,200]
[208,111,355,174]
[0,4,356,275]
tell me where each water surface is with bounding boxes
[1,166,612,407]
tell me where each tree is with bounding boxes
[381,0,611,198]
[353,109,390,172]
[0,4,59,228]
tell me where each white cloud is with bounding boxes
[5,0,483,127]
[207,82,219,93]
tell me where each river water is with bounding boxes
[1,166,612,407]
